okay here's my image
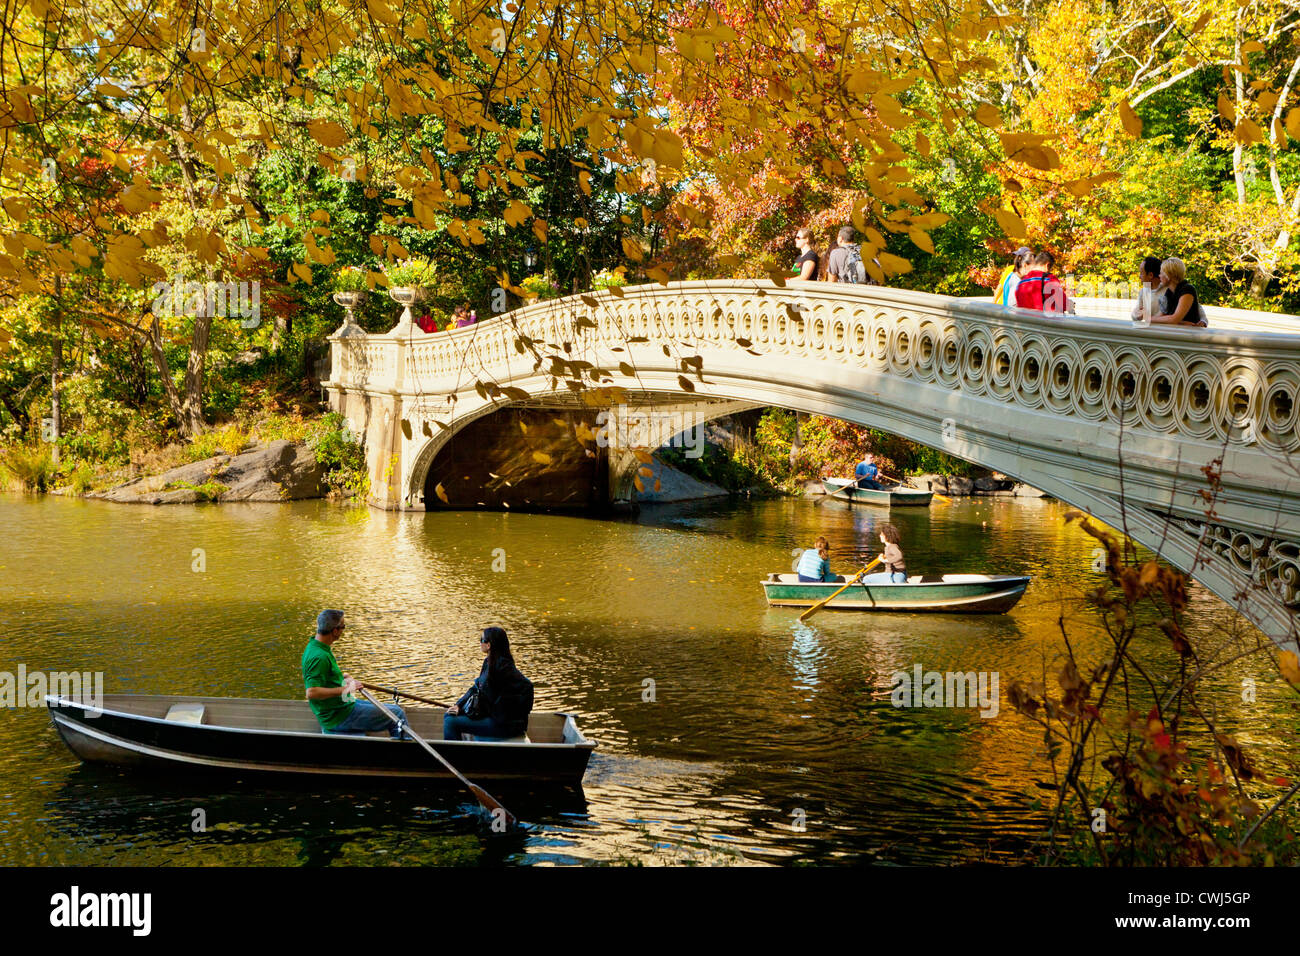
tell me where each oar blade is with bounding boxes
[469,784,516,826]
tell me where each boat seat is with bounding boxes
[917,574,945,583]
[164,703,205,725]
[461,733,530,744]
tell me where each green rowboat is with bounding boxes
[821,477,933,506]
[762,572,1030,613]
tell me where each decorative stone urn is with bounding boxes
[331,290,367,337]
[387,287,425,335]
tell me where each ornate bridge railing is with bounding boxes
[326,281,1300,644]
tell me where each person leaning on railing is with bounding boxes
[1148,257,1208,327]
[1131,255,1163,324]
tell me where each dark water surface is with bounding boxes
[0,493,1293,865]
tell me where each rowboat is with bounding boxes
[762,572,1030,613]
[821,477,933,506]
[45,694,596,784]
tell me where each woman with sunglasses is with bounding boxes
[443,627,534,741]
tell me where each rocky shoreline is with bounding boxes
[90,440,328,505]
[801,473,1050,499]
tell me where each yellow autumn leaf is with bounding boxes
[1217,93,1236,124]
[578,170,592,195]
[1280,650,1300,687]
[434,482,449,503]
[532,451,552,464]
[119,181,162,214]
[974,102,1001,128]
[1286,109,1300,140]
[1234,118,1264,145]
[877,252,912,275]
[307,119,349,149]
[648,129,684,169]
[992,208,1026,237]
[621,236,644,261]
[1118,99,1142,138]
[504,200,531,226]
[291,261,313,284]
[908,228,934,254]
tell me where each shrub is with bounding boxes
[166,479,228,502]
[0,443,56,492]
[307,412,369,497]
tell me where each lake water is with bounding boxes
[0,493,1292,865]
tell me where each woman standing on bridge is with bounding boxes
[793,227,821,281]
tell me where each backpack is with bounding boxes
[840,244,866,283]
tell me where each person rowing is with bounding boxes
[854,452,882,490]
[303,609,409,737]
[443,627,534,741]
[862,523,908,584]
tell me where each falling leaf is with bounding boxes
[434,483,449,503]
[1280,650,1300,687]
[1118,99,1142,138]
[532,451,552,464]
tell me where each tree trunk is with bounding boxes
[50,275,62,465]
[790,411,804,467]
[146,314,208,437]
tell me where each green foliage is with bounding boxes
[0,443,55,492]
[333,266,370,293]
[591,268,629,290]
[165,479,228,502]
[520,273,561,300]
[307,412,369,498]
[185,424,252,462]
[384,258,438,289]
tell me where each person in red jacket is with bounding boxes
[1014,251,1075,315]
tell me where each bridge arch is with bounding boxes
[325,281,1300,644]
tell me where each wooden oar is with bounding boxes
[798,556,883,622]
[880,471,952,504]
[361,681,451,709]
[814,480,858,505]
[360,688,516,827]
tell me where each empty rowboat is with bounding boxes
[762,572,1030,613]
[45,694,596,784]
[821,477,933,506]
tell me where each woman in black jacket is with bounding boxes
[443,627,534,741]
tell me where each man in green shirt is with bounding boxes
[302,609,407,736]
